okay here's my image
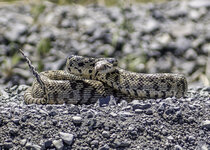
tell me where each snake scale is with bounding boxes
[20,50,188,104]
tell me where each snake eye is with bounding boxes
[68,55,75,59]
[107,58,118,66]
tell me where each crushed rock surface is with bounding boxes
[0,85,209,149]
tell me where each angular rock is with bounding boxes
[59,132,74,145]
[52,139,64,150]
[201,120,210,130]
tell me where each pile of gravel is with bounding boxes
[0,0,210,149]
[0,85,210,150]
[0,85,209,149]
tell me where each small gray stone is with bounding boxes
[189,9,203,20]
[201,120,210,130]
[134,109,143,114]
[110,112,117,117]
[5,23,27,41]
[119,100,128,107]
[144,19,159,33]
[189,0,210,8]
[90,140,99,147]
[52,139,64,150]
[131,100,151,110]
[0,89,9,99]
[167,135,174,140]
[44,140,53,148]
[97,44,114,56]
[174,144,183,150]
[113,139,130,148]
[175,37,191,54]
[202,43,210,54]
[99,144,110,150]
[49,111,57,116]
[12,118,20,125]
[102,131,110,138]
[122,106,132,111]
[17,85,29,93]
[187,135,195,143]
[120,140,130,147]
[10,85,18,92]
[118,111,134,117]
[20,139,27,146]
[59,132,74,145]
[157,33,171,45]
[123,43,133,54]
[171,23,194,37]
[203,87,210,92]
[25,142,41,150]
[131,100,141,110]
[184,49,197,60]
[72,116,83,124]
[27,33,39,44]
[179,61,196,74]
[9,128,19,137]
[145,109,153,115]
[197,142,209,150]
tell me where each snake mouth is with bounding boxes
[95,60,116,73]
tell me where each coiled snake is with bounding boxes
[20,50,188,104]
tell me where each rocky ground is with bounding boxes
[0,0,210,149]
[0,85,209,150]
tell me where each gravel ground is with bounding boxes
[0,0,210,149]
[0,85,209,150]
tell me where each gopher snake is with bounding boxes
[20,50,188,104]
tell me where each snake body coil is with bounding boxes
[23,55,188,104]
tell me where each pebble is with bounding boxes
[134,109,143,114]
[17,85,28,93]
[189,0,210,8]
[145,109,153,115]
[20,139,27,146]
[201,120,210,130]
[174,144,183,150]
[90,140,99,147]
[99,144,110,150]
[102,131,110,138]
[131,100,151,110]
[72,116,83,124]
[184,49,197,60]
[4,23,27,42]
[143,19,159,33]
[25,142,41,150]
[175,37,191,54]
[52,139,64,150]
[118,111,134,117]
[110,112,117,117]
[167,135,174,140]
[59,132,74,145]
[44,140,53,148]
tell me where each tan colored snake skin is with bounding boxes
[23,53,188,104]
[24,70,132,104]
[67,55,188,99]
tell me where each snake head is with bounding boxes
[95,58,118,73]
[66,55,118,79]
